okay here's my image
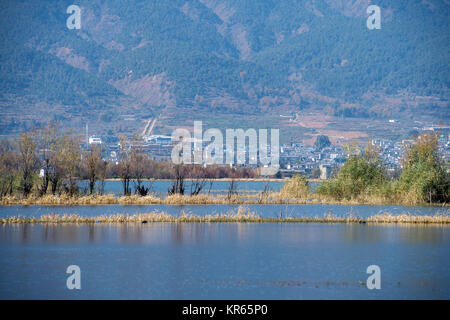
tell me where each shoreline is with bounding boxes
[99,178,322,182]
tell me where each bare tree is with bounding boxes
[226,178,238,200]
[257,181,271,204]
[188,165,207,196]
[207,180,214,195]
[168,164,185,195]
[131,146,151,196]
[97,159,108,195]
[119,135,132,196]
[0,140,18,197]
[84,145,102,195]
[35,124,59,196]
[49,136,65,195]
[60,134,81,196]
[18,132,37,197]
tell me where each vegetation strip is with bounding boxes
[2,194,450,206]
[2,212,449,224]
[1,130,448,206]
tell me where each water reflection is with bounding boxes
[1,223,448,246]
[0,223,449,299]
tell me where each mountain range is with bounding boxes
[0,0,449,138]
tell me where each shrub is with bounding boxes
[394,133,449,204]
[316,152,386,200]
[280,175,311,199]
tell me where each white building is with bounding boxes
[145,135,172,145]
[89,136,102,145]
[319,165,331,180]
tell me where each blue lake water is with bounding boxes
[0,223,449,299]
[1,179,448,299]
[79,179,293,196]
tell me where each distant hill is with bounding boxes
[0,0,449,135]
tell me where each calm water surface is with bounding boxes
[79,180,290,197]
[1,179,448,299]
[0,223,449,299]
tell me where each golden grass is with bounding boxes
[0,194,162,205]
[117,195,161,205]
[0,194,120,205]
[164,194,219,204]
[0,193,276,205]
[366,213,450,224]
[1,206,449,224]
[280,176,311,199]
[1,193,448,206]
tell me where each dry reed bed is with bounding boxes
[1,210,449,224]
[0,194,448,206]
[0,194,287,205]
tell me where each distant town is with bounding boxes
[82,124,450,179]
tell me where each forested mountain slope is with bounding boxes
[0,0,448,134]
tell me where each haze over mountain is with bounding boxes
[0,0,449,136]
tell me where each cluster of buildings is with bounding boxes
[82,130,450,179]
[83,134,174,163]
[279,143,346,178]
[279,132,449,178]
[374,131,450,169]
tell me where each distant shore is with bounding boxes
[100,178,323,182]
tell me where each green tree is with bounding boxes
[395,133,449,204]
[314,135,331,151]
[317,142,386,200]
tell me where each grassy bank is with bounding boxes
[1,193,448,206]
[1,207,449,224]
[0,194,255,205]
